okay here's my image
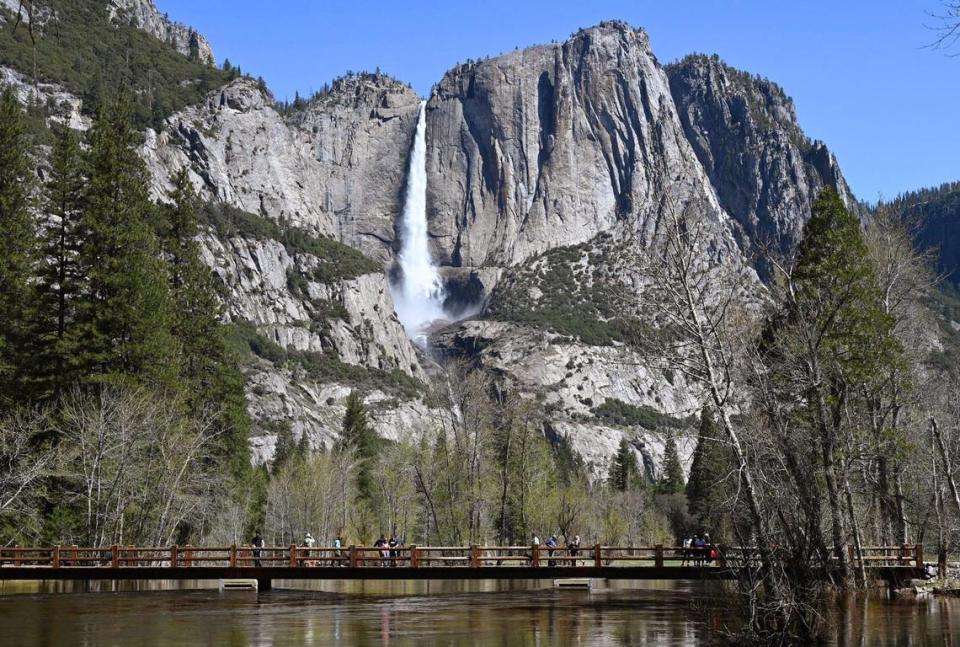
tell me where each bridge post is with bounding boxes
[470,545,480,568]
[171,545,178,568]
[349,545,358,568]
[290,544,298,567]
[410,545,419,568]
[111,545,119,568]
[531,544,540,568]
[655,545,664,569]
[847,544,854,566]
[915,544,923,569]
[230,544,237,568]
[52,545,60,569]
[594,544,602,569]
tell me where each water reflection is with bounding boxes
[0,580,957,646]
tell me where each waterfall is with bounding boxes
[392,101,447,342]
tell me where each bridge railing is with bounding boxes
[0,543,924,570]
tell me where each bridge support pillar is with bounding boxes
[257,578,272,592]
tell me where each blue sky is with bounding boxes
[157,0,958,202]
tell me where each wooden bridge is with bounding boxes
[0,544,927,590]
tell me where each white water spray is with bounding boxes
[392,101,447,341]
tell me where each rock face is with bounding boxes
[666,54,859,262]
[0,66,90,130]
[199,232,432,459]
[143,75,421,263]
[425,22,739,269]
[7,15,866,477]
[109,0,215,65]
[138,22,864,475]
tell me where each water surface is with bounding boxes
[1,579,957,646]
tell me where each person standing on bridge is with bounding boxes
[375,534,389,566]
[568,535,581,566]
[252,530,264,568]
[546,535,558,567]
[303,532,316,567]
[334,533,344,566]
[388,534,399,564]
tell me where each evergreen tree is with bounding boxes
[34,126,86,398]
[0,89,38,407]
[659,436,685,494]
[272,422,296,473]
[608,436,641,492]
[792,188,900,378]
[158,169,250,476]
[76,92,180,387]
[337,391,377,500]
[686,408,731,529]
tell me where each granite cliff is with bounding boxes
[2,11,864,480]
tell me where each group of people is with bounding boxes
[373,534,402,566]
[248,530,344,567]
[679,533,718,566]
[532,533,582,566]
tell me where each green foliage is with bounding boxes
[685,408,733,533]
[0,0,235,130]
[225,319,424,401]
[487,236,657,347]
[270,420,297,472]
[608,437,642,492]
[32,126,85,398]
[338,391,378,500]
[225,320,287,364]
[198,202,381,283]
[158,170,251,477]
[927,282,960,373]
[658,436,685,495]
[591,398,692,430]
[882,181,960,284]
[792,188,901,382]
[0,89,38,406]
[74,92,179,388]
[288,350,424,401]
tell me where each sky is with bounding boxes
[156,0,958,202]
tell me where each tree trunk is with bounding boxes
[842,469,867,585]
[930,418,960,518]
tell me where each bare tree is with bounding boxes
[0,408,56,535]
[928,1,960,54]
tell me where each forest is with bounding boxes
[2,77,960,642]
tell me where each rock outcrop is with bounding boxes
[666,54,859,263]
[424,22,739,269]
[109,0,215,64]
[143,74,421,263]
[0,66,90,130]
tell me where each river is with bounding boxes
[1,580,958,646]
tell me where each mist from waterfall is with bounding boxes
[392,101,447,342]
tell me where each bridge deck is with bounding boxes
[0,544,927,583]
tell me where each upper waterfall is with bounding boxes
[392,101,447,342]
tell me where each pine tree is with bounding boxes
[608,436,641,492]
[0,89,38,407]
[272,422,296,473]
[76,91,180,387]
[686,408,731,528]
[792,187,900,380]
[158,169,250,476]
[33,126,86,399]
[659,436,685,494]
[780,187,902,575]
[337,391,377,500]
